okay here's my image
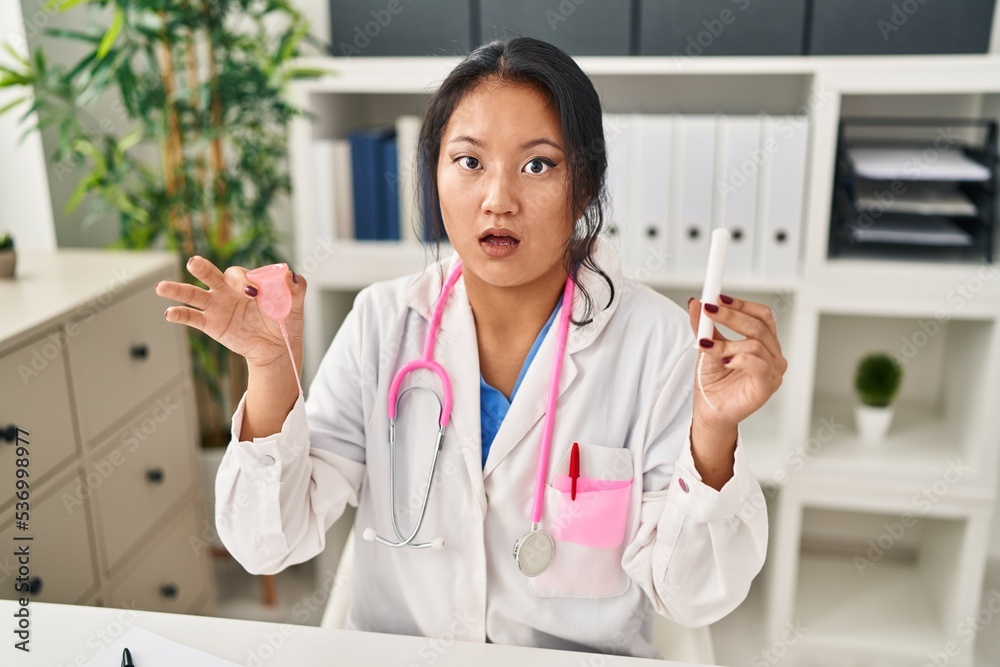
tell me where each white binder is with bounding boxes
[395,115,421,244]
[633,114,674,279]
[714,115,762,277]
[671,115,717,275]
[755,116,809,280]
[603,113,633,268]
[332,139,355,241]
[311,139,337,242]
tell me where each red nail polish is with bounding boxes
[687,297,694,306]
[722,356,733,364]
[704,303,719,313]
[154,281,160,288]
[244,285,258,297]
[720,294,733,304]
[164,308,170,318]
[699,338,714,348]
[292,272,299,284]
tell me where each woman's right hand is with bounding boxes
[154,255,306,372]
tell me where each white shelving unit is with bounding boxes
[285,54,1000,665]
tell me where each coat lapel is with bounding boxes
[482,237,623,478]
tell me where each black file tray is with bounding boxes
[828,117,998,264]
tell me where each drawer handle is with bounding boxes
[28,577,42,595]
[130,343,150,360]
[145,468,165,484]
[1,424,18,443]
[159,583,178,599]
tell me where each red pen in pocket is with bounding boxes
[570,442,580,501]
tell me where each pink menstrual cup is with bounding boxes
[246,263,292,322]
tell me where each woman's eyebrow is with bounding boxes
[447,135,564,153]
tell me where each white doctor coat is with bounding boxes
[215,237,768,659]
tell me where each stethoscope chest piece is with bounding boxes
[513,527,554,577]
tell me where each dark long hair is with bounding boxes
[416,35,615,326]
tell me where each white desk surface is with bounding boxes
[2,600,706,666]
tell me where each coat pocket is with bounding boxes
[527,443,634,599]
[548,474,632,548]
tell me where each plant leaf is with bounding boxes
[0,95,28,116]
[97,7,125,60]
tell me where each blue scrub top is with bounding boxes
[479,294,563,468]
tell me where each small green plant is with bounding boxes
[0,232,13,251]
[854,352,903,408]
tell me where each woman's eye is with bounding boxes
[458,156,480,170]
[524,158,555,175]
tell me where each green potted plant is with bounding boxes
[0,231,14,278]
[0,0,327,445]
[853,352,903,445]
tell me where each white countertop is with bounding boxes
[0,600,706,666]
[0,248,180,350]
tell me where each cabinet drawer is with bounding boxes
[108,505,211,613]
[66,284,186,445]
[0,331,78,512]
[92,385,197,571]
[0,472,98,604]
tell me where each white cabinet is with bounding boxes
[0,250,216,613]
[283,55,1000,665]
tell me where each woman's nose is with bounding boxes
[481,170,518,216]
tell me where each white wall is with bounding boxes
[0,1,56,250]
[294,0,330,46]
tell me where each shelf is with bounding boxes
[803,260,1000,309]
[290,54,1000,93]
[803,396,964,482]
[303,241,453,290]
[305,241,801,294]
[801,313,998,487]
[794,551,951,663]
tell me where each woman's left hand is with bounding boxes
[686,294,788,431]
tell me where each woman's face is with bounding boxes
[436,80,573,289]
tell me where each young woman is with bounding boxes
[156,36,785,658]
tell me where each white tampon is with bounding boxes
[695,228,730,347]
[694,228,730,410]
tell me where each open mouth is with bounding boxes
[479,229,522,256]
[480,234,520,247]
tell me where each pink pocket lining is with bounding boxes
[552,475,632,494]
[547,475,633,548]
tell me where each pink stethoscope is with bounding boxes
[361,259,576,577]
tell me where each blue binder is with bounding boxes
[349,126,395,240]
[382,138,400,241]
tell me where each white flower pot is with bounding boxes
[855,404,895,445]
